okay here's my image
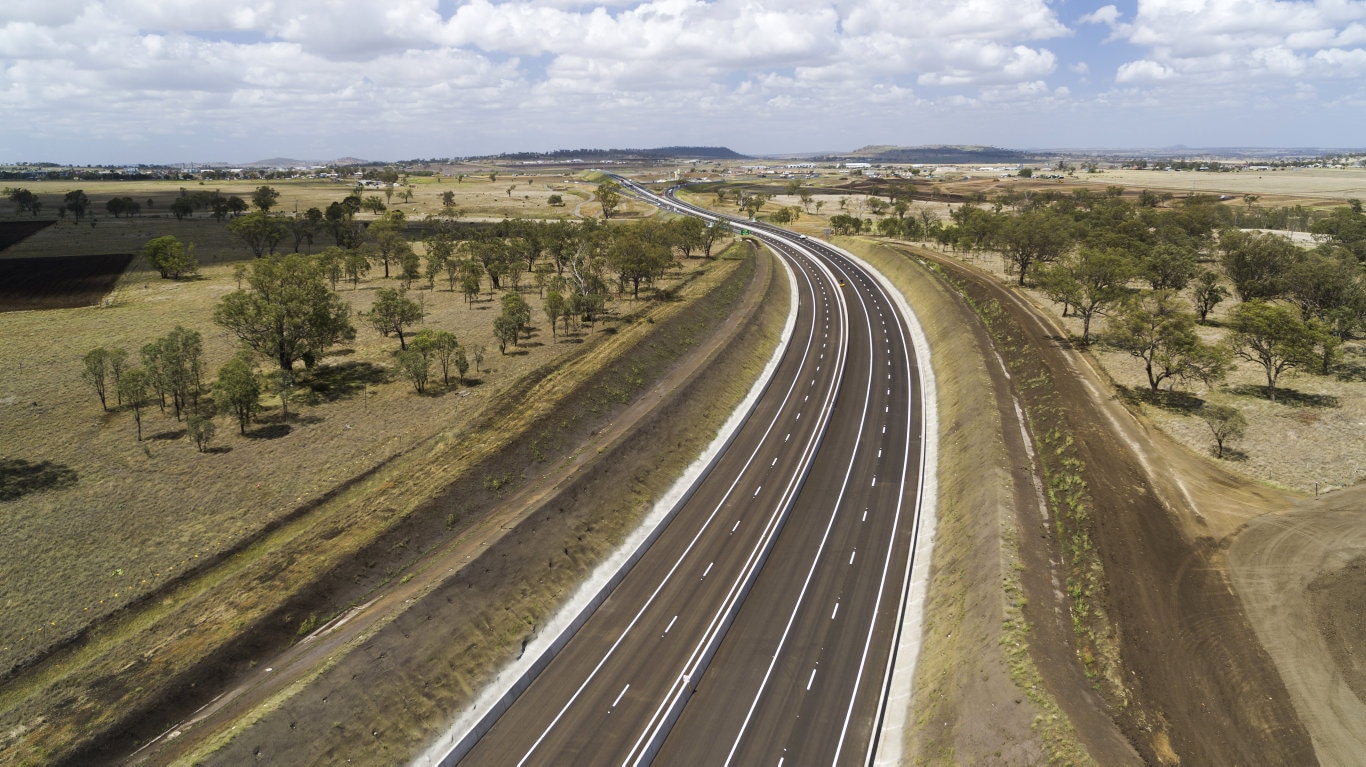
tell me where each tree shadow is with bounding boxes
[246,423,292,440]
[149,428,187,441]
[1227,383,1341,408]
[1115,385,1205,413]
[1214,447,1249,462]
[1333,357,1366,383]
[204,445,234,455]
[303,361,391,403]
[0,458,78,501]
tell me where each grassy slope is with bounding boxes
[191,242,789,764]
[834,237,1091,764]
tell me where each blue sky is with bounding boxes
[1,0,1363,164]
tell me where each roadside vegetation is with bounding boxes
[0,172,736,761]
[683,173,1365,492]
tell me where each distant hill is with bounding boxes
[483,146,749,162]
[820,145,1034,164]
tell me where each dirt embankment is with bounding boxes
[848,237,1317,765]
[122,246,790,765]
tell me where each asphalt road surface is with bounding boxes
[447,184,925,766]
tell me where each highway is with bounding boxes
[442,180,927,766]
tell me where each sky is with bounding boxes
[2,0,1365,165]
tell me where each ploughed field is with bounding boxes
[0,253,135,312]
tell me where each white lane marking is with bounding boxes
[795,413,801,421]
[665,615,678,635]
[804,394,809,402]
[612,684,630,708]
[862,509,868,521]
[871,476,877,487]
[832,602,840,620]
[878,449,882,458]
[882,426,886,434]
[702,561,713,578]
[732,520,741,533]
[850,550,857,565]
[807,669,817,691]
[785,433,791,442]
[753,486,762,497]
[771,457,778,467]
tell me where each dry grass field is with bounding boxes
[0,174,691,676]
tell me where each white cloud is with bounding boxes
[1107,0,1366,82]
[0,0,1362,161]
[1116,59,1177,82]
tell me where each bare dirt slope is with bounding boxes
[1229,485,1366,766]
[888,241,1318,765]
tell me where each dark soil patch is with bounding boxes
[0,220,56,251]
[0,253,134,312]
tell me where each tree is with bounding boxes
[1283,245,1361,322]
[1199,404,1246,459]
[607,224,674,299]
[141,326,204,421]
[361,195,387,214]
[1140,243,1200,291]
[1219,229,1303,302]
[700,219,732,258]
[288,208,323,253]
[544,290,567,339]
[271,369,295,423]
[412,329,459,386]
[316,246,346,290]
[105,196,140,217]
[472,344,486,374]
[251,185,280,212]
[1227,300,1319,402]
[493,314,519,354]
[997,210,1074,286]
[187,414,216,452]
[548,194,564,207]
[500,291,532,340]
[1039,247,1134,343]
[63,189,90,220]
[344,250,371,289]
[1190,270,1228,322]
[117,368,150,441]
[1108,291,1229,396]
[83,347,116,411]
[228,211,289,257]
[459,258,484,305]
[369,211,409,279]
[170,197,195,220]
[215,354,261,434]
[141,235,199,279]
[6,187,40,216]
[214,253,356,371]
[596,180,622,219]
[369,287,424,349]
[454,346,470,385]
[396,349,430,393]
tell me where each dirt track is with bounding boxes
[908,245,1319,765]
